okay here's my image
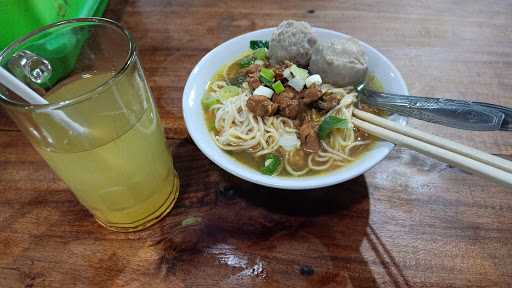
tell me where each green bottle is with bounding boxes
[0,0,108,87]
[0,0,108,50]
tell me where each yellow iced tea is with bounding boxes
[34,68,179,231]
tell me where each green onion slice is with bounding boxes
[240,56,255,68]
[254,47,267,60]
[290,65,309,80]
[219,85,242,100]
[260,67,275,81]
[259,75,274,87]
[261,153,281,175]
[272,80,285,94]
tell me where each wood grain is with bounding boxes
[1,0,512,287]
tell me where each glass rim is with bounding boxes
[0,17,136,112]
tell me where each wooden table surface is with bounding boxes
[1,1,512,287]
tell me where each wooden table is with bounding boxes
[1,1,511,287]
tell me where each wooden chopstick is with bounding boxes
[351,110,512,188]
[354,109,512,174]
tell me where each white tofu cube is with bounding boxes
[253,85,274,98]
[288,77,305,92]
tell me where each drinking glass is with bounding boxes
[0,18,180,232]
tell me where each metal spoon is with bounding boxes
[356,83,512,131]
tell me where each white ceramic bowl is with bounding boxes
[183,27,408,189]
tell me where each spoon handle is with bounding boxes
[473,102,512,131]
[360,89,507,131]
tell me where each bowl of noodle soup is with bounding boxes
[183,27,407,189]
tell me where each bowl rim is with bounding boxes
[182,27,408,190]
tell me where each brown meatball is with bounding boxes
[299,121,321,152]
[309,38,368,87]
[300,86,323,104]
[246,95,278,117]
[273,88,303,119]
[268,20,317,66]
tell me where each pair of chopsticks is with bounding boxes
[352,109,512,189]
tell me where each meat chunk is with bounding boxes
[299,121,321,152]
[273,88,303,119]
[273,87,295,106]
[309,38,368,87]
[274,69,285,81]
[300,86,322,104]
[273,63,290,82]
[246,95,278,117]
[241,64,260,76]
[248,76,261,89]
[280,99,302,120]
[268,20,317,66]
[317,93,341,111]
[241,64,261,90]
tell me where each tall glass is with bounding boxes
[0,18,179,232]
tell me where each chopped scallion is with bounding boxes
[272,80,285,94]
[261,153,281,175]
[260,67,275,81]
[219,85,242,100]
[239,56,255,68]
[254,48,267,60]
[259,75,274,87]
[290,65,309,80]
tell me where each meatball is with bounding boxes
[268,20,317,66]
[309,38,368,87]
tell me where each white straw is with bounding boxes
[0,66,85,134]
[0,66,49,104]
